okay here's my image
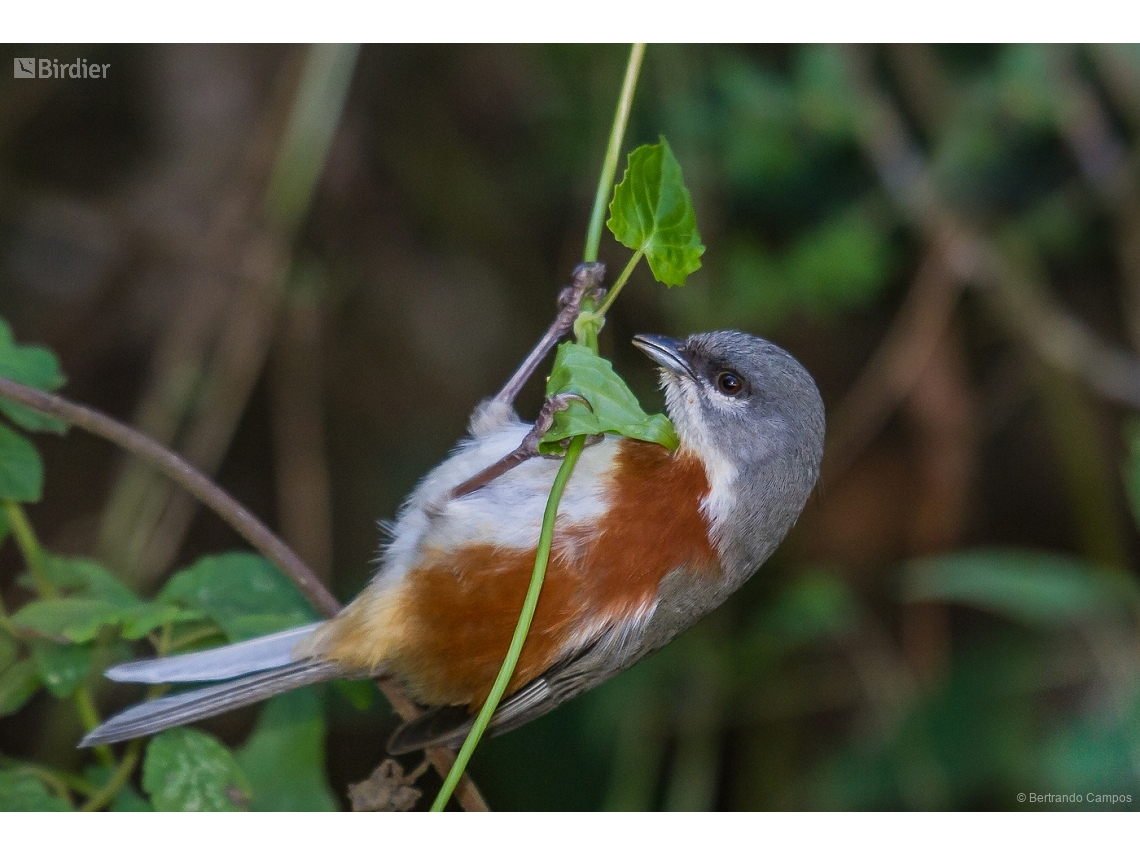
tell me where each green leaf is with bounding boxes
[142,728,251,811]
[0,659,42,716]
[0,770,72,811]
[13,598,124,644]
[236,687,337,811]
[158,552,319,642]
[28,639,93,697]
[83,765,153,811]
[0,422,43,502]
[0,318,67,434]
[17,556,202,640]
[607,138,705,287]
[120,602,207,641]
[10,575,201,644]
[28,555,141,608]
[904,550,1133,626]
[540,343,678,453]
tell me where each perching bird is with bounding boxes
[80,330,825,753]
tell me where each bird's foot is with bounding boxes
[440,393,593,507]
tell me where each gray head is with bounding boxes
[633,330,825,571]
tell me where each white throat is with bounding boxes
[663,374,739,545]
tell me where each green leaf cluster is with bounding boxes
[0,549,333,811]
[11,556,195,645]
[537,137,702,456]
[0,315,343,812]
[9,552,316,650]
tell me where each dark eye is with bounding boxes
[716,372,744,396]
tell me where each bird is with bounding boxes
[80,329,825,753]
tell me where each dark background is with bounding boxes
[3,44,1140,810]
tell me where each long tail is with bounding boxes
[79,622,349,748]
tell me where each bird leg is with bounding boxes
[445,393,591,503]
[445,263,605,508]
[490,262,606,409]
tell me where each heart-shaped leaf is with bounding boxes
[142,728,251,811]
[607,138,705,287]
[540,342,677,453]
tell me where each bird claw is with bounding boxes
[441,393,596,505]
[540,432,604,459]
[525,393,591,455]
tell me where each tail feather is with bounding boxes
[104,623,324,685]
[79,659,345,748]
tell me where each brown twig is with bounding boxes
[378,678,490,812]
[0,374,491,811]
[0,375,340,618]
[491,262,606,408]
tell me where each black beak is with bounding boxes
[632,334,699,383]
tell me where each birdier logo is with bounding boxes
[13,57,110,79]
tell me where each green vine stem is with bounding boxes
[79,739,142,812]
[588,248,645,325]
[2,501,57,599]
[74,688,115,768]
[430,434,587,811]
[431,42,646,812]
[584,44,646,264]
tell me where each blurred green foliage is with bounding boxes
[0,319,345,808]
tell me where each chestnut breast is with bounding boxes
[321,438,720,709]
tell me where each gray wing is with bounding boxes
[387,635,624,754]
